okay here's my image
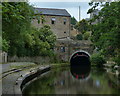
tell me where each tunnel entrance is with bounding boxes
[70,51,91,79]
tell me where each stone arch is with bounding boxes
[70,50,90,61]
[70,50,91,67]
[70,50,91,79]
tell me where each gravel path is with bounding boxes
[2,66,43,95]
[1,62,44,95]
[2,62,35,72]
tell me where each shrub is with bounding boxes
[114,55,120,66]
[91,53,106,67]
[83,32,90,40]
[76,34,83,40]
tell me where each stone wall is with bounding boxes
[55,39,93,61]
[32,15,71,39]
[70,28,79,37]
[0,51,8,63]
[8,56,50,64]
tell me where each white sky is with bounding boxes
[29,0,91,21]
[29,0,91,2]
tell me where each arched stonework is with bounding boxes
[69,50,90,62]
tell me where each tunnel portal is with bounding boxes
[70,51,91,79]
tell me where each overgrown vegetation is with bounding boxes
[75,19,89,34]
[91,53,106,67]
[88,2,120,66]
[76,34,83,40]
[71,16,77,25]
[74,19,91,40]
[83,32,90,40]
[2,2,56,57]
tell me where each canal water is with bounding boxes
[22,66,119,95]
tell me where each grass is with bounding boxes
[51,63,69,69]
[10,64,37,69]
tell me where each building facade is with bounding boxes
[32,8,71,39]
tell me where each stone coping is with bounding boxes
[14,65,51,95]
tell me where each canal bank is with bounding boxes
[1,61,119,95]
[1,62,52,95]
[1,62,69,95]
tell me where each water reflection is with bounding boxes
[70,65,91,79]
[23,67,119,94]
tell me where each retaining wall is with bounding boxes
[14,66,51,95]
[8,56,50,64]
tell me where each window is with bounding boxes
[63,18,67,25]
[71,25,73,30]
[60,47,65,52]
[51,17,56,24]
[41,19,44,24]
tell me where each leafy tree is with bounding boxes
[23,25,56,57]
[71,16,77,25]
[2,2,34,56]
[76,34,83,40]
[83,32,90,40]
[91,53,106,67]
[0,36,9,52]
[0,36,2,50]
[2,2,56,57]
[2,39,10,52]
[74,19,89,34]
[88,2,120,65]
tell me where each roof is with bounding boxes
[34,8,71,17]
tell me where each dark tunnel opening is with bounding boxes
[70,51,91,79]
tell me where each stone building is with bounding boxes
[32,8,71,39]
[32,8,93,62]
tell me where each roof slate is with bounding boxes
[34,8,71,17]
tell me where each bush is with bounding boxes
[83,32,90,40]
[114,55,120,66]
[76,34,83,40]
[2,39,10,52]
[91,53,106,67]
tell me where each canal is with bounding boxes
[22,66,119,94]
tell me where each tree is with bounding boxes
[23,25,56,57]
[71,16,77,25]
[2,2,34,56]
[74,19,89,34]
[2,2,56,57]
[76,34,83,40]
[88,2,120,65]
[83,32,90,40]
[33,25,56,56]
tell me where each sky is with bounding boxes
[29,0,91,21]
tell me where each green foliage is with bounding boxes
[76,34,83,40]
[88,2,120,65]
[2,2,56,57]
[74,19,89,34]
[24,25,56,57]
[0,36,2,50]
[2,39,9,52]
[2,2,34,56]
[0,36,10,52]
[71,16,77,25]
[113,54,120,66]
[83,32,90,40]
[91,53,106,67]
